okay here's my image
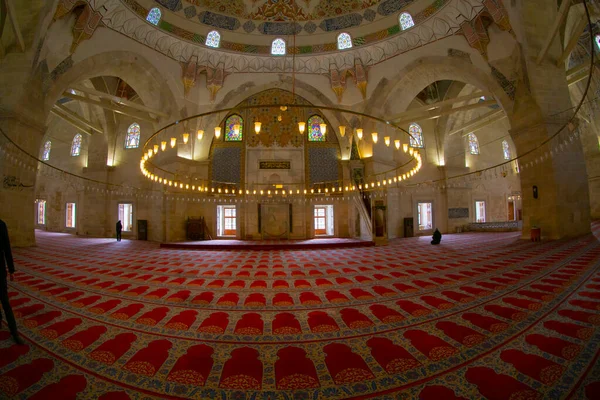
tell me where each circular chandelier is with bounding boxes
[139,19,422,197]
[139,103,422,196]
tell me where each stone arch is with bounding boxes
[372,56,513,119]
[45,50,180,123]
[365,56,514,166]
[206,79,349,158]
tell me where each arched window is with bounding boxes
[147,7,161,25]
[468,133,480,155]
[125,123,141,149]
[307,115,326,142]
[595,34,600,51]
[225,114,243,141]
[399,12,415,31]
[71,134,82,157]
[42,141,51,161]
[502,140,511,160]
[409,123,424,148]
[206,30,221,48]
[271,38,286,55]
[337,33,352,50]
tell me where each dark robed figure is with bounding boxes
[0,219,24,344]
[116,220,122,242]
[431,228,442,245]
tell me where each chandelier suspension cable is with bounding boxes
[292,16,296,100]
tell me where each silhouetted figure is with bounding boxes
[431,229,442,245]
[0,219,24,345]
[116,220,122,242]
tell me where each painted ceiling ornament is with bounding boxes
[181,57,199,96]
[459,15,489,60]
[354,58,368,99]
[52,0,104,53]
[53,0,82,21]
[70,5,104,53]
[249,0,310,21]
[482,0,514,37]
[329,66,350,103]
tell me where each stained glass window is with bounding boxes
[307,115,326,142]
[206,30,220,48]
[502,140,510,160]
[125,123,141,149]
[409,123,423,148]
[147,7,161,25]
[468,133,480,155]
[596,34,600,51]
[71,134,82,156]
[399,12,415,31]
[42,141,51,161]
[271,38,286,55]
[337,33,352,50]
[225,114,243,141]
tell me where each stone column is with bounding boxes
[0,114,46,247]
[509,0,591,239]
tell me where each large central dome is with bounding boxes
[148,0,417,35]
[187,0,382,22]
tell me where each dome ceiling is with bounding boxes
[183,0,381,21]
[95,0,499,72]
[152,0,418,35]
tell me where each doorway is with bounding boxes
[314,205,334,236]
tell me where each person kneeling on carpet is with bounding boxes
[431,228,441,245]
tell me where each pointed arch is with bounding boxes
[206,30,221,48]
[125,123,141,149]
[307,115,326,142]
[225,114,244,141]
[71,134,82,156]
[399,12,414,31]
[468,133,480,155]
[147,8,161,25]
[271,38,286,55]
[337,33,352,50]
[408,123,423,148]
[42,141,51,161]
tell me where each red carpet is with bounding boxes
[1,224,600,399]
[160,238,375,250]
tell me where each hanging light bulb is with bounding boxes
[214,127,221,139]
[409,147,414,156]
[403,143,409,152]
[183,132,189,144]
[153,144,159,154]
[394,140,400,149]
[233,124,241,137]
[320,123,327,135]
[339,126,346,137]
[372,132,378,143]
[161,141,167,151]
[298,122,306,134]
[197,130,204,140]
[356,128,363,140]
[384,136,390,147]
[170,137,176,148]
[147,149,153,158]
[254,121,261,134]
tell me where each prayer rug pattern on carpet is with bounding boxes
[1,224,600,399]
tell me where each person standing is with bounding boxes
[116,220,122,242]
[0,219,24,345]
